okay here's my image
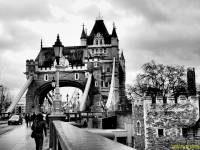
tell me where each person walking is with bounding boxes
[25,113,30,127]
[45,113,51,129]
[31,112,37,125]
[31,113,47,150]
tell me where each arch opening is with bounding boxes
[32,80,92,113]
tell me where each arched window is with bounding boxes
[96,39,98,45]
[137,121,141,135]
[44,74,49,81]
[100,39,102,45]
[95,81,98,87]
[75,73,79,80]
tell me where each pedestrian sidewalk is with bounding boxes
[0,120,8,125]
[0,123,49,150]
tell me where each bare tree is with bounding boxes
[127,60,187,101]
[0,85,14,112]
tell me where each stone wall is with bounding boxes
[143,96,199,150]
[116,111,132,129]
[133,104,145,150]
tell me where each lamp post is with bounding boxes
[66,94,69,103]
[52,34,64,114]
[77,92,80,111]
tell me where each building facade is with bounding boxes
[133,96,199,150]
[15,97,26,114]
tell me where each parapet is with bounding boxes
[143,95,198,105]
[38,63,88,72]
[26,59,39,73]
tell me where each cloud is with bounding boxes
[0,22,41,52]
[0,0,53,22]
[109,0,170,23]
[1,0,200,98]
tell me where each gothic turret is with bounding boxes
[87,15,110,45]
[80,24,87,46]
[111,22,118,46]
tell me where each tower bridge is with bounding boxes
[6,16,126,114]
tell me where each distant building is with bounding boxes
[15,97,26,114]
[132,95,199,150]
[187,67,196,95]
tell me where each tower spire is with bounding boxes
[96,12,103,20]
[41,39,43,48]
[80,23,87,39]
[111,22,118,38]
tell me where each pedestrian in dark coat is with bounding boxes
[25,113,30,127]
[45,113,51,129]
[31,112,37,121]
[31,113,47,150]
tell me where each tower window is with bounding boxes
[100,49,102,53]
[104,49,107,53]
[75,73,79,80]
[100,39,102,45]
[91,49,94,53]
[137,121,141,135]
[158,129,164,137]
[96,49,98,53]
[101,81,104,87]
[107,67,110,72]
[105,82,109,87]
[182,128,187,137]
[44,74,49,81]
[95,81,98,87]
[96,39,98,45]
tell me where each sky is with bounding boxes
[1,0,200,99]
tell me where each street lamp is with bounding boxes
[52,34,64,114]
[53,34,64,66]
[66,94,69,103]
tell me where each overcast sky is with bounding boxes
[1,0,200,98]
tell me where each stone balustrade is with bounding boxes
[49,120,136,150]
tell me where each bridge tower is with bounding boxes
[25,15,126,113]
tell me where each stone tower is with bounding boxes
[25,15,126,113]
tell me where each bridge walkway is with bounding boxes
[0,123,49,150]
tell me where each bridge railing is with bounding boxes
[49,120,135,150]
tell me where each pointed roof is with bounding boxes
[111,22,118,38]
[53,34,63,47]
[87,19,111,45]
[80,24,87,39]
